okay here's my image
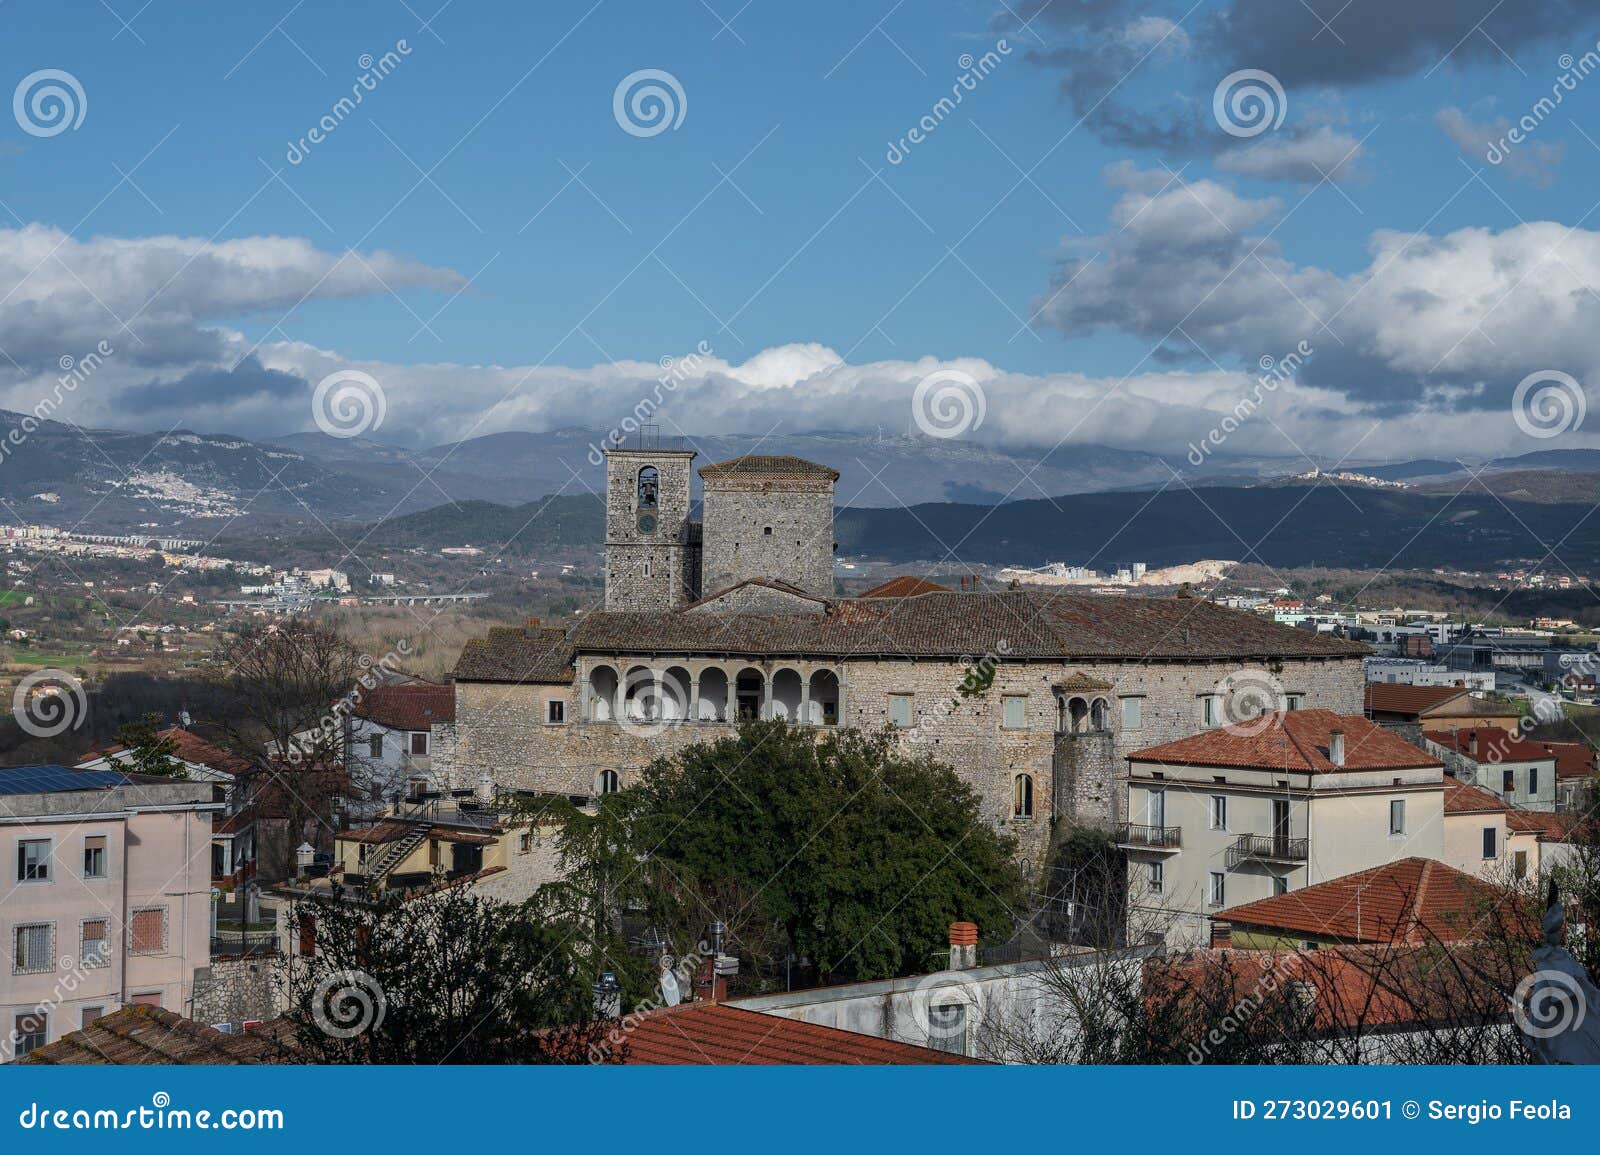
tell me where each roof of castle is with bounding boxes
[699,455,840,481]
[453,591,1366,683]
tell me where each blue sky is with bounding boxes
[6,0,1600,462]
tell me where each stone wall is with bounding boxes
[700,477,834,598]
[455,654,1364,864]
[189,952,284,1029]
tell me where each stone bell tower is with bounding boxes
[603,434,699,611]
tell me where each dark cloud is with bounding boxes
[120,357,307,414]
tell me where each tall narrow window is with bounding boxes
[1002,695,1027,729]
[1389,799,1406,835]
[636,466,659,509]
[81,919,109,967]
[1483,827,1497,859]
[1208,871,1226,908]
[1209,795,1228,830]
[889,694,913,728]
[1013,774,1034,819]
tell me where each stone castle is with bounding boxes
[453,444,1367,860]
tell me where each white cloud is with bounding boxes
[1216,125,1365,184]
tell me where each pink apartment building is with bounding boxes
[2,765,217,1059]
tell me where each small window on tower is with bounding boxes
[763,526,772,535]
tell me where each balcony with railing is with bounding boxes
[1226,833,1309,868]
[1115,822,1182,852]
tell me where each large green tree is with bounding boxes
[539,721,1025,992]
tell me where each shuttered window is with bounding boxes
[129,908,166,954]
[81,919,110,966]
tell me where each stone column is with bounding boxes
[612,671,624,723]
[800,675,812,726]
[689,676,700,723]
[725,675,736,723]
[760,673,772,721]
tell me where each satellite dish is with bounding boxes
[660,967,682,1008]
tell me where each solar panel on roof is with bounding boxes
[0,765,129,796]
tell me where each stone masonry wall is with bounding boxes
[455,655,1364,865]
[190,953,284,1029]
[700,478,835,598]
[604,449,699,610]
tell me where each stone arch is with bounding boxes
[622,665,658,721]
[1067,696,1090,733]
[808,668,840,726]
[588,664,619,722]
[1089,696,1110,732]
[660,665,692,721]
[636,466,659,510]
[697,666,729,721]
[595,768,620,796]
[770,668,804,722]
[734,666,765,721]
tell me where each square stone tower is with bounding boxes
[603,445,700,611]
[699,455,839,598]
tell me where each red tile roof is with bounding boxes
[1505,809,1580,840]
[352,681,455,730]
[1443,778,1512,815]
[82,726,252,778]
[1425,728,1557,765]
[699,455,840,481]
[1363,683,1469,716]
[1216,858,1528,944]
[1127,710,1441,774]
[1538,740,1597,780]
[859,575,951,598]
[614,1002,979,1064]
[19,1005,285,1065]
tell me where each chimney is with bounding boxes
[1468,730,1478,757]
[592,971,622,1018]
[1211,921,1232,948]
[476,771,496,805]
[1329,729,1346,767]
[949,921,978,970]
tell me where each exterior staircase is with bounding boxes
[364,824,430,884]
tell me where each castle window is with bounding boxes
[1002,695,1026,730]
[637,466,659,510]
[889,694,913,728]
[1120,696,1143,730]
[546,699,566,725]
[596,769,620,796]
[1013,774,1034,818]
[763,526,772,536]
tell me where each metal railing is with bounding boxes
[1226,833,1309,868]
[1115,822,1181,849]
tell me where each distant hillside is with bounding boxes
[1412,470,1600,505]
[333,478,1600,573]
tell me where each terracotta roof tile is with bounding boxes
[699,455,840,481]
[1215,858,1529,944]
[19,1005,285,1065]
[1364,683,1469,715]
[455,592,1365,682]
[1537,740,1596,780]
[1443,778,1512,814]
[352,681,455,729]
[1505,809,1580,839]
[1128,710,1441,774]
[615,1002,980,1064]
[1425,728,1557,765]
[859,575,950,598]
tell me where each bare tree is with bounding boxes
[211,619,367,879]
